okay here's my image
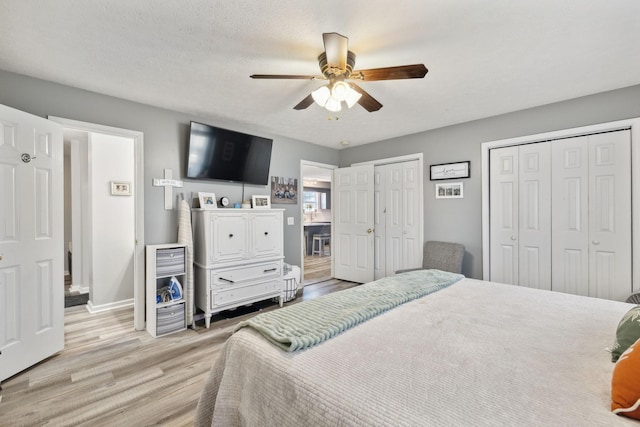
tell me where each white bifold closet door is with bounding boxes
[373,160,421,279]
[489,142,551,290]
[551,131,631,301]
[490,129,631,300]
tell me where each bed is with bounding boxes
[195,271,638,426]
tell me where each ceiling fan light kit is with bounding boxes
[311,81,362,112]
[251,32,428,113]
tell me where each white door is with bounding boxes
[373,167,386,279]
[0,104,64,382]
[380,160,421,278]
[398,160,421,271]
[489,146,519,284]
[551,131,632,300]
[551,136,590,296]
[333,164,375,283]
[518,143,551,290]
[588,131,631,300]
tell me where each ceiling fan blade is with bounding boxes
[352,64,428,81]
[350,83,383,112]
[293,94,315,110]
[251,74,323,80]
[323,32,348,71]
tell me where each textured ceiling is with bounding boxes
[1,1,640,149]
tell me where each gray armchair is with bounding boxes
[626,293,640,304]
[396,241,465,275]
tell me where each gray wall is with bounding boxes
[0,69,339,268]
[3,68,639,279]
[340,83,640,279]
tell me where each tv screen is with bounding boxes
[186,121,273,185]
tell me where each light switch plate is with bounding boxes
[287,217,294,225]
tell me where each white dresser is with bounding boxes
[192,209,284,328]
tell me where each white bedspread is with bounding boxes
[195,278,637,426]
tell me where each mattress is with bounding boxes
[195,277,637,426]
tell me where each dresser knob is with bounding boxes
[264,232,268,236]
[229,234,233,238]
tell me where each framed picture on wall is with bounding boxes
[430,161,470,180]
[111,181,132,196]
[271,176,298,204]
[435,182,464,199]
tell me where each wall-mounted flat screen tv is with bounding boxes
[186,121,273,185]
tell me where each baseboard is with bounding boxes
[86,298,134,314]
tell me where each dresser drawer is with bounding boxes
[212,279,281,308]
[156,302,185,335]
[213,261,281,288]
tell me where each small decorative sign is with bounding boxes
[430,161,470,180]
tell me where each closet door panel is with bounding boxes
[551,137,589,296]
[560,249,585,295]
[384,164,403,277]
[373,168,386,279]
[518,143,551,290]
[588,131,631,301]
[489,146,518,285]
[401,161,421,269]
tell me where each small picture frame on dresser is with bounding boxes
[252,195,271,209]
[198,192,217,210]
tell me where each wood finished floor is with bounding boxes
[303,253,331,283]
[0,276,357,426]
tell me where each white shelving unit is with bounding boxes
[146,243,187,337]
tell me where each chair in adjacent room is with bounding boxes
[396,240,465,274]
[311,233,331,256]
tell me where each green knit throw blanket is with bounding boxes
[234,269,464,352]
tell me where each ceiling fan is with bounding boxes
[250,32,428,113]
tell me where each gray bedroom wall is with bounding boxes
[339,83,640,280]
[0,69,339,269]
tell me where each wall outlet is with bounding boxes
[287,217,294,225]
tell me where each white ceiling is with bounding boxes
[2,1,640,149]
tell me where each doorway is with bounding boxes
[51,117,145,330]
[300,162,336,285]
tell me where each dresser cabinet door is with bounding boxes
[250,211,283,259]
[210,213,248,263]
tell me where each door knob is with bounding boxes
[21,153,36,163]
[510,236,517,241]
[367,228,374,234]
[592,240,600,245]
